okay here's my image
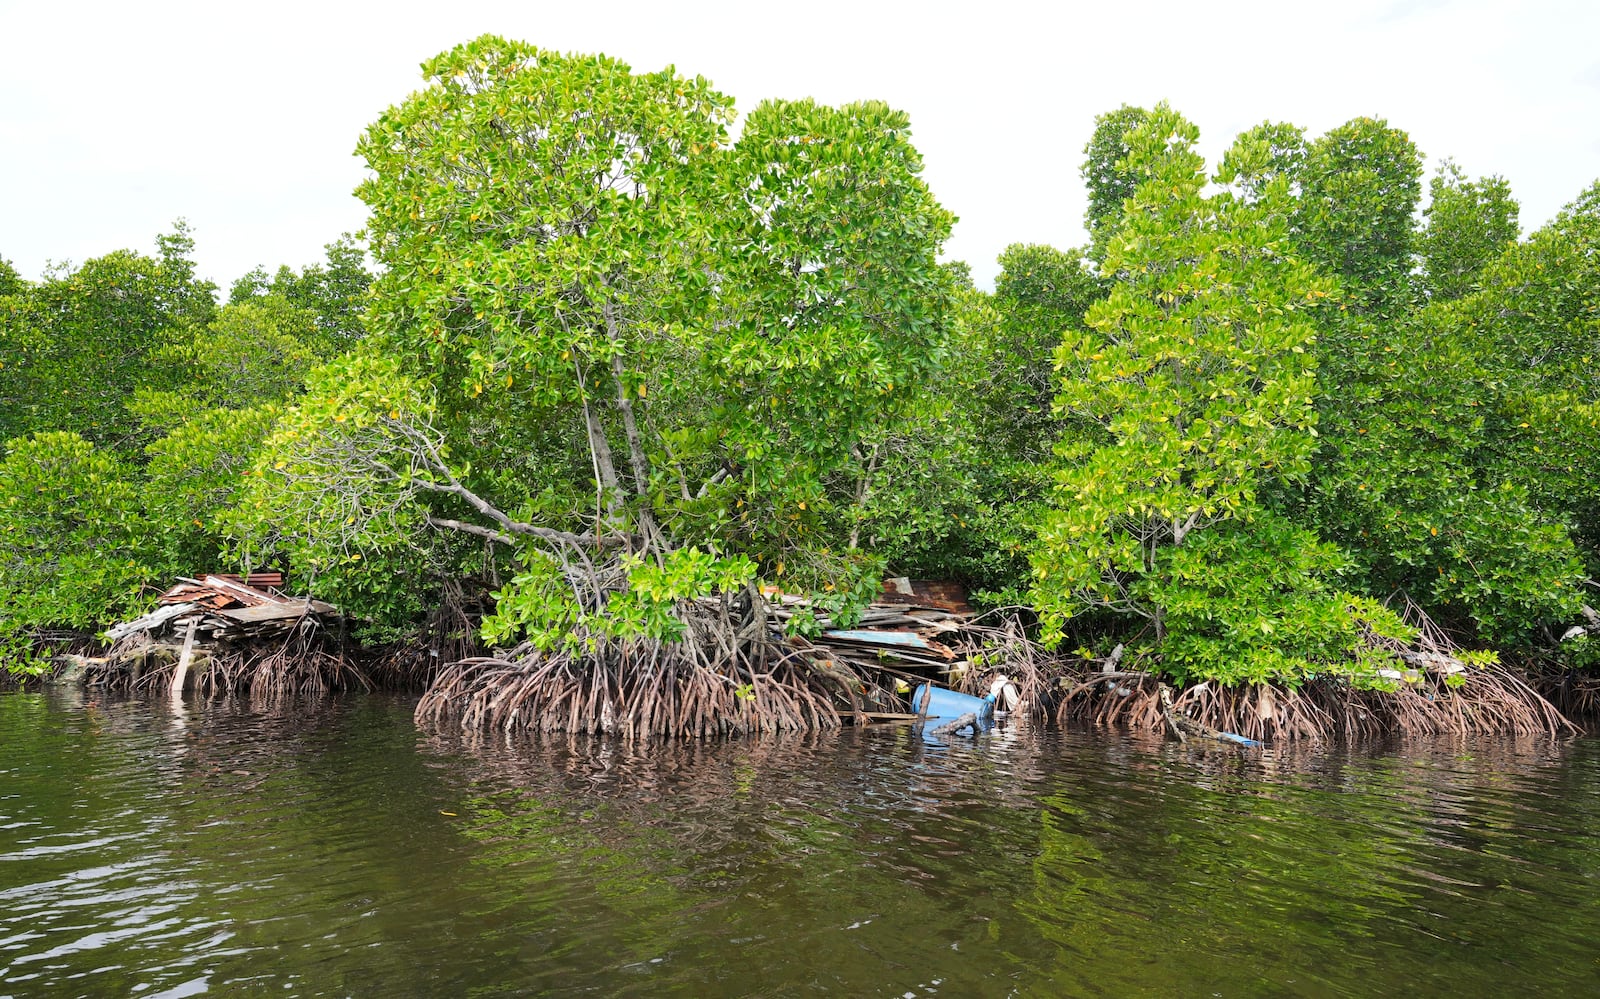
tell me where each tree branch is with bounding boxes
[424,514,516,547]
[372,413,625,549]
[410,477,619,548]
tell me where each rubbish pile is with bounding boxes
[105,573,336,646]
[767,578,1027,733]
[74,573,363,695]
[777,577,972,679]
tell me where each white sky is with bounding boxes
[2,0,1598,290]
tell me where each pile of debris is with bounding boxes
[779,577,972,679]
[766,577,1033,725]
[72,574,366,696]
[105,573,336,647]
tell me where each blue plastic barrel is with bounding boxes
[911,684,995,726]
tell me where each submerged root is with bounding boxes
[6,630,102,685]
[942,605,1577,743]
[377,576,490,690]
[1540,669,1600,719]
[945,611,1058,712]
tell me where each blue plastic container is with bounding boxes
[911,683,995,726]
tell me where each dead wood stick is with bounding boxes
[929,712,979,737]
[911,682,934,735]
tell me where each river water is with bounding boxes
[3,689,1599,997]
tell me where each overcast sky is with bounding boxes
[2,0,1597,290]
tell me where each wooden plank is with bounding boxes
[171,617,198,702]
[216,602,313,624]
[819,630,957,661]
[822,629,941,650]
[106,602,199,642]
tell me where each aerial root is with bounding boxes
[81,623,369,697]
[416,639,841,738]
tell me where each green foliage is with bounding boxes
[271,35,957,648]
[354,36,733,525]
[0,405,289,677]
[220,348,526,631]
[229,234,373,351]
[1034,104,1328,652]
[143,405,281,577]
[0,276,311,673]
[1304,182,1595,645]
[1306,356,1587,644]
[878,246,1106,599]
[1081,105,1151,263]
[4,57,1595,688]
[485,547,758,647]
[129,297,324,432]
[1295,117,1422,316]
[225,351,436,580]
[1223,121,1307,204]
[989,244,1104,462]
[1455,181,1600,572]
[0,255,24,298]
[0,433,157,644]
[1419,161,1519,302]
[694,96,956,568]
[0,224,216,446]
[1143,514,1415,687]
[1557,632,1600,673]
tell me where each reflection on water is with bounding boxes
[3,688,1599,996]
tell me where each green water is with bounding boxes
[3,689,1600,997]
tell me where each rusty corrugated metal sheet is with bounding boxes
[156,575,293,611]
[158,584,232,609]
[214,572,284,589]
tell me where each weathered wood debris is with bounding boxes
[767,578,1027,729]
[106,573,337,646]
[780,577,972,680]
[64,574,366,695]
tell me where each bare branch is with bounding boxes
[424,514,516,547]
[408,476,619,549]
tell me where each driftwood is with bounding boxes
[170,618,199,700]
[105,603,198,643]
[1159,685,1259,749]
[928,711,979,737]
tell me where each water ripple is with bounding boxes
[4,691,1600,996]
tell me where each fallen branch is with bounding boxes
[928,711,979,737]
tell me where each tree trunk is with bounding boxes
[579,373,624,529]
[602,300,651,501]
